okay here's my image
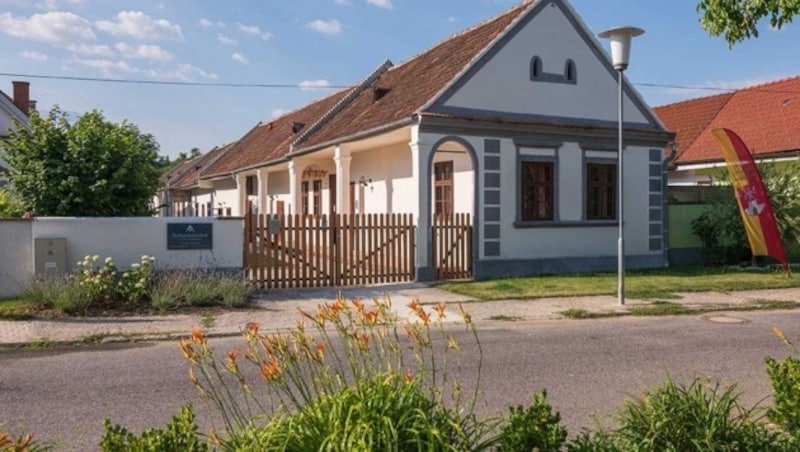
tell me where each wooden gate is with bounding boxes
[432,213,473,280]
[244,211,416,288]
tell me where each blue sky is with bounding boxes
[1,0,799,159]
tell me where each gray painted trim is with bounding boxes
[649,209,662,222]
[582,152,617,222]
[484,155,500,171]
[485,207,501,222]
[649,223,662,236]
[649,194,661,207]
[649,179,662,193]
[484,224,500,239]
[513,220,616,228]
[431,105,655,131]
[484,190,500,205]
[425,0,666,132]
[474,253,667,280]
[484,241,501,257]
[649,163,662,178]
[515,150,559,224]
[484,138,501,154]
[649,238,662,251]
[649,148,662,162]
[419,117,673,148]
[425,135,481,278]
[485,173,501,188]
[529,56,577,85]
[513,137,565,149]
[661,156,670,265]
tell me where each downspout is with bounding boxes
[662,143,679,267]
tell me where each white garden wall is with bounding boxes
[0,216,244,299]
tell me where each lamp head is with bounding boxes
[598,26,644,71]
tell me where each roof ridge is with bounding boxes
[654,90,733,110]
[257,85,355,129]
[291,59,393,149]
[385,0,533,74]
[735,74,800,92]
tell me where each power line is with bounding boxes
[2,71,799,95]
[0,72,354,89]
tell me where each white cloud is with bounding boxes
[71,57,137,77]
[334,0,352,4]
[306,19,342,35]
[69,57,218,80]
[114,42,173,61]
[198,18,213,28]
[68,43,113,56]
[218,33,236,45]
[237,22,272,41]
[366,0,392,9]
[96,11,183,40]
[447,16,456,22]
[0,11,96,45]
[20,50,48,61]
[145,64,218,80]
[271,108,288,118]
[299,79,331,90]
[232,52,249,65]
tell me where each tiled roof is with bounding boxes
[203,88,352,177]
[163,157,197,188]
[655,76,800,164]
[202,1,532,176]
[298,1,530,150]
[171,142,235,189]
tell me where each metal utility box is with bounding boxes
[34,238,67,275]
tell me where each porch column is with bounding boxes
[257,168,269,215]
[288,160,301,215]
[235,173,247,216]
[333,146,351,215]
[410,138,434,281]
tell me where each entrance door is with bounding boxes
[434,161,453,216]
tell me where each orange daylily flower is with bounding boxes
[434,303,446,319]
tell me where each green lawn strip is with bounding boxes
[438,266,798,301]
[628,299,799,317]
[0,298,47,321]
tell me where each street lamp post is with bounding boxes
[598,26,644,306]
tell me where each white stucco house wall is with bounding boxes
[187,0,673,281]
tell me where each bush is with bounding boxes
[500,390,567,452]
[179,296,493,448]
[766,327,800,438]
[75,255,118,303]
[21,274,89,315]
[150,271,253,311]
[610,378,779,451]
[116,255,156,303]
[100,404,208,452]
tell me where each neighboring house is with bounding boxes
[157,142,235,216]
[197,0,673,280]
[0,81,34,187]
[655,76,800,188]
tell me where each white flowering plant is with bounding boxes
[117,255,157,303]
[75,255,117,302]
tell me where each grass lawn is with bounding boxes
[438,265,800,301]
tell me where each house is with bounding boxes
[158,142,235,216]
[197,0,673,281]
[0,81,34,187]
[655,76,800,188]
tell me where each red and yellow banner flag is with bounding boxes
[712,128,788,271]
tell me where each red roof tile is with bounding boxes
[655,76,800,164]
[171,142,235,189]
[203,88,353,177]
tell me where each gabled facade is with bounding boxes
[655,76,800,187]
[0,81,34,187]
[157,142,235,216]
[197,0,673,280]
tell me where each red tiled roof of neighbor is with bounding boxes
[655,76,800,165]
[202,1,532,176]
[171,142,236,189]
[653,92,732,159]
[164,157,197,188]
[203,88,352,177]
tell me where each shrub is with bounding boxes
[75,255,117,303]
[500,390,567,452]
[766,327,800,438]
[21,274,88,315]
[99,404,208,452]
[150,271,253,311]
[116,255,156,303]
[610,378,779,451]
[179,296,492,448]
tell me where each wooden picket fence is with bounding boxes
[244,211,416,288]
[432,213,473,280]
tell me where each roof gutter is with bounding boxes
[291,116,416,157]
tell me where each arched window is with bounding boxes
[530,56,542,80]
[564,59,577,83]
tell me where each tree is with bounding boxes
[698,0,800,47]
[5,107,162,216]
[691,162,800,264]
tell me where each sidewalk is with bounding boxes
[2,284,800,347]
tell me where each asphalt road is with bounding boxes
[2,311,799,451]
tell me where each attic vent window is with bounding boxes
[565,59,577,83]
[373,87,391,102]
[530,56,543,80]
[292,122,306,134]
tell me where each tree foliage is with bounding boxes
[691,162,800,264]
[698,0,800,47]
[158,147,202,175]
[5,107,161,216]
